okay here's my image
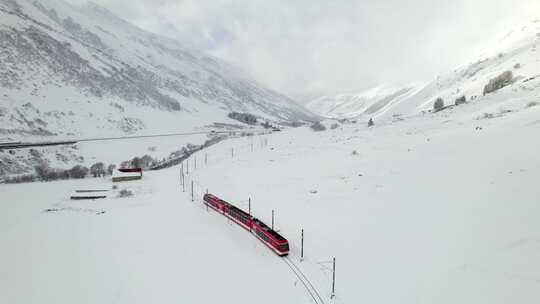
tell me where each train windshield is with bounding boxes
[279,243,289,251]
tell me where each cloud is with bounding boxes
[70,0,540,97]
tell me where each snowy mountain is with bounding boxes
[306,85,418,118]
[0,0,316,141]
[380,20,540,119]
[308,20,540,120]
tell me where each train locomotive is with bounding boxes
[203,193,290,256]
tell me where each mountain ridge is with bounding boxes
[307,19,540,120]
[0,0,316,141]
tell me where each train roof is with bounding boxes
[205,193,228,203]
[228,204,250,216]
[204,193,217,199]
[252,218,287,242]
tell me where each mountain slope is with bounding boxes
[0,0,315,141]
[383,20,540,119]
[307,20,540,120]
[306,85,418,118]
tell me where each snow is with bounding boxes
[112,171,142,178]
[0,170,309,304]
[306,84,419,119]
[0,0,315,177]
[2,2,540,303]
[2,92,540,303]
[307,20,540,121]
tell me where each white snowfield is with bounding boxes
[2,90,540,303]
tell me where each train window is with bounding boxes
[258,230,270,242]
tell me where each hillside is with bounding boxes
[0,0,316,177]
[307,20,540,121]
[0,0,315,140]
[306,85,418,119]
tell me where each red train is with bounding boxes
[203,193,290,256]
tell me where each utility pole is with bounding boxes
[194,156,196,170]
[248,198,252,231]
[231,148,234,158]
[251,143,253,152]
[187,159,189,174]
[331,257,336,299]
[191,181,194,202]
[301,229,304,261]
[182,173,185,192]
[205,153,207,165]
[271,209,274,230]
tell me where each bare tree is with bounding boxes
[69,165,89,179]
[433,98,444,111]
[455,96,466,105]
[310,121,326,131]
[107,164,116,175]
[90,162,106,177]
[483,71,513,95]
[34,163,50,180]
[131,157,141,168]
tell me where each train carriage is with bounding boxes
[251,218,289,256]
[203,193,230,213]
[226,205,253,231]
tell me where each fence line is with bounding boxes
[176,134,270,177]
[176,135,334,304]
[176,134,270,204]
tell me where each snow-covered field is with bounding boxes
[0,154,310,304]
[2,93,539,303]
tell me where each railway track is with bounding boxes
[283,257,326,304]
[0,140,77,149]
[0,129,272,150]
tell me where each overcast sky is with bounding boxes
[69,0,540,98]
